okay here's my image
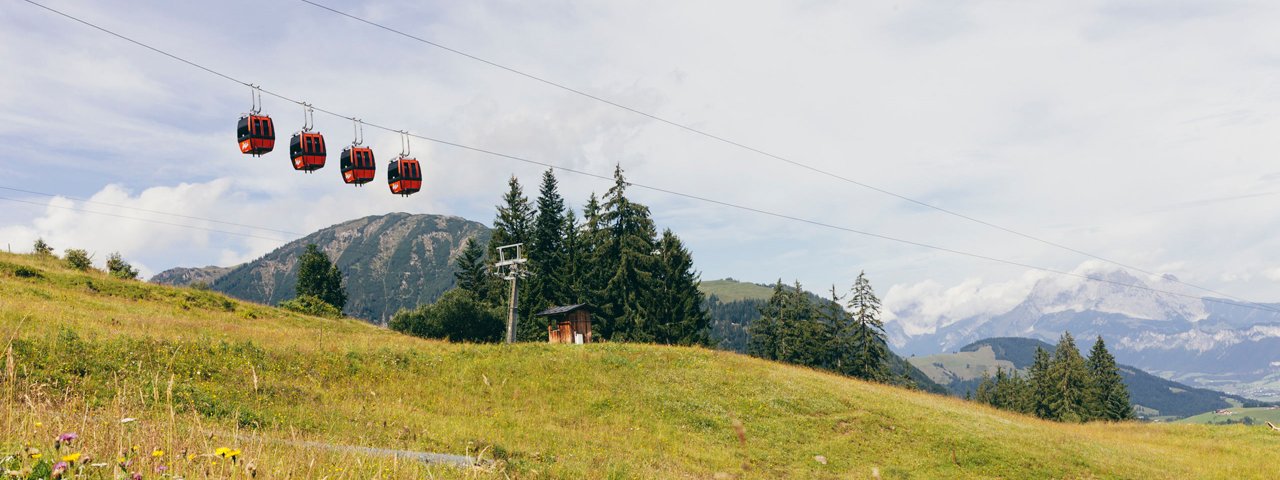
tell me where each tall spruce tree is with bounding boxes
[489,176,538,339]
[526,169,570,326]
[823,285,856,374]
[776,280,827,367]
[598,165,659,341]
[747,281,786,360]
[651,229,710,345]
[453,237,489,297]
[296,244,347,310]
[1086,336,1133,421]
[1047,331,1090,422]
[563,208,584,303]
[579,194,607,309]
[846,271,889,382]
[1028,346,1054,419]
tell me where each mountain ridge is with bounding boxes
[151,212,489,323]
[886,266,1280,400]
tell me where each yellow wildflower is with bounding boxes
[228,449,241,459]
[62,452,82,463]
[187,453,196,461]
[215,447,231,458]
[30,453,41,460]
[152,449,164,458]
[34,422,43,428]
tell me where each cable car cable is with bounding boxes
[21,0,1280,315]
[296,0,1262,310]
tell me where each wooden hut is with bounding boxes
[536,304,594,344]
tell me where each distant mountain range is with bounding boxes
[886,267,1280,401]
[908,337,1266,419]
[151,213,489,323]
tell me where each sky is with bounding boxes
[2,0,1280,323]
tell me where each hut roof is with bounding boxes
[534,304,594,316]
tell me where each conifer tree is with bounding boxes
[490,176,535,256]
[453,237,489,297]
[748,281,787,360]
[598,165,659,341]
[823,285,856,374]
[776,280,827,367]
[651,229,710,345]
[846,271,889,381]
[562,208,584,303]
[578,194,607,309]
[1086,336,1133,421]
[296,244,346,310]
[527,169,569,313]
[489,176,537,339]
[1028,346,1053,419]
[1047,331,1090,422]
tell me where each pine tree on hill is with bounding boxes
[651,229,710,345]
[1047,331,1090,422]
[598,165,659,341]
[296,244,347,310]
[489,176,537,339]
[453,237,489,297]
[823,285,855,374]
[776,280,827,368]
[527,169,569,314]
[578,193,607,309]
[1028,346,1053,419]
[562,208,584,303]
[1086,336,1134,421]
[748,281,787,360]
[846,271,889,382]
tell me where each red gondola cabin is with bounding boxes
[237,114,275,156]
[388,158,422,196]
[340,146,376,185]
[289,132,326,172]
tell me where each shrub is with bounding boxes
[64,248,93,271]
[390,288,504,343]
[106,252,140,280]
[279,294,343,319]
[33,237,53,256]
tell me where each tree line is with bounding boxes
[394,166,711,344]
[747,273,905,385]
[972,332,1133,422]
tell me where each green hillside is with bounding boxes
[3,252,1278,478]
[1176,407,1280,425]
[699,278,778,302]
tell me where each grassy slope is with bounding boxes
[908,346,1020,384]
[699,279,777,303]
[1,252,1278,479]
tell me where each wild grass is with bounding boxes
[1,251,1278,478]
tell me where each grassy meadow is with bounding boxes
[1,251,1278,478]
[1176,407,1280,425]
